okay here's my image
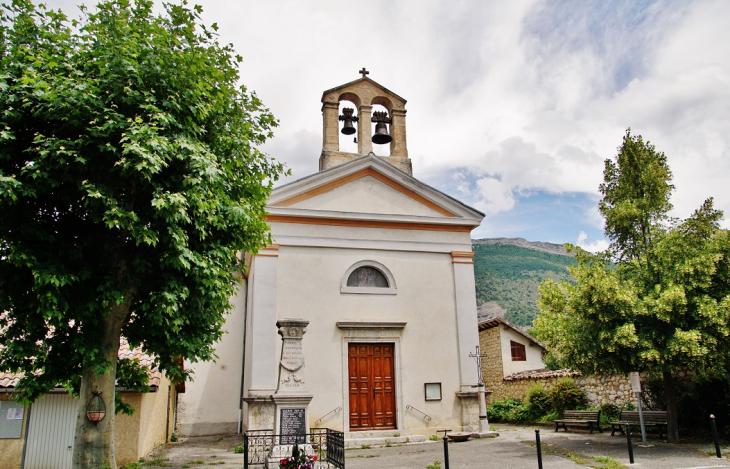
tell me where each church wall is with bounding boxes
[272,239,469,434]
[177,282,247,436]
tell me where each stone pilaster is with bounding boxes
[243,244,280,431]
[451,251,480,391]
[322,102,339,152]
[357,105,373,155]
[390,108,408,158]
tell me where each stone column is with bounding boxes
[357,105,373,155]
[273,319,311,397]
[322,102,339,152]
[268,319,314,468]
[390,108,408,158]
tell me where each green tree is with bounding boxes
[533,130,730,443]
[0,1,285,467]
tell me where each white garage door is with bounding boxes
[24,393,77,469]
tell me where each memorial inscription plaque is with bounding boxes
[280,408,306,444]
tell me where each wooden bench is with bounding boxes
[554,410,602,434]
[609,410,668,439]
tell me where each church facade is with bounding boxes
[177,74,485,437]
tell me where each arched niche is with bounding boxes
[338,99,358,153]
[340,260,397,295]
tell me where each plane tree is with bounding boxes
[0,1,285,467]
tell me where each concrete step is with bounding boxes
[345,430,427,448]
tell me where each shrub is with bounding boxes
[538,410,561,423]
[525,384,552,418]
[599,403,620,426]
[487,398,531,422]
[549,378,585,413]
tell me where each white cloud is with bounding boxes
[473,177,517,215]
[576,231,609,253]
[38,0,730,240]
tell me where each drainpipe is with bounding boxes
[20,402,32,469]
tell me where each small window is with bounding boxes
[510,340,526,361]
[347,267,388,287]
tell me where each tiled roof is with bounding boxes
[478,316,547,350]
[504,368,580,381]
[0,338,161,390]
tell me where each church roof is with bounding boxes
[321,77,407,104]
[269,153,484,230]
[478,315,546,350]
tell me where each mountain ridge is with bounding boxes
[471,237,576,327]
[472,237,574,257]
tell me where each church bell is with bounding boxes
[371,111,392,145]
[339,108,358,135]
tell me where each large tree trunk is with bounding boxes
[72,303,128,469]
[663,370,680,443]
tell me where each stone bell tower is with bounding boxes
[319,68,412,175]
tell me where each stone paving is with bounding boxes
[141,424,730,469]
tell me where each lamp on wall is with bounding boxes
[86,390,106,425]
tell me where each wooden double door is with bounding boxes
[348,343,396,430]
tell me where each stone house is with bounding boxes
[478,314,548,401]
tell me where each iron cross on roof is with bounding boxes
[359,68,369,78]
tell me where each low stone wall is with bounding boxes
[576,374,634,408]
[486,372,634,409]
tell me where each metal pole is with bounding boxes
[439,429,451,469]
[711,414,722,458]
[535,429,544,469]
[625,423,634,464]
[635,391,647,446]
[243,433,248,469]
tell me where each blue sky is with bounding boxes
[43,0,730,250]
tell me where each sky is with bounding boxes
[43,0,730,250]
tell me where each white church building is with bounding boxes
[177,72,486,438]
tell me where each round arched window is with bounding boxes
[347,266,389,288]
[341,261,397,295]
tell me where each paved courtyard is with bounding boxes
[144,424,730,468]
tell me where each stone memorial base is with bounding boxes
[456,391,481,432]
[242,394,276,431]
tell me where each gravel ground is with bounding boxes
[139,424,730,469]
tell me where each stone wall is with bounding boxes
[575,374,634,408]
[479,326,504,397]
[480,327,634,408]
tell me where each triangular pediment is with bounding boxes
[269,155,484,227]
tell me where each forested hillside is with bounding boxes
[472,238,576,327]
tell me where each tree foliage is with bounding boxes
[0,0,285,466]
[533,130,730,442]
